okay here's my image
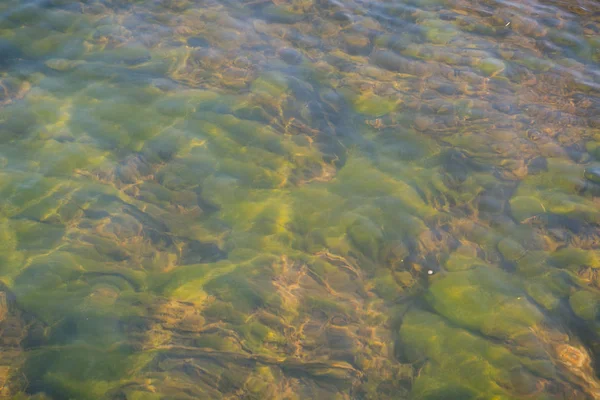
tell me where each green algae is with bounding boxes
[347,216,383,260]
[569,290,600,321]
[0,0,597,398]
[344,90,398,117]
[251,74,289,98]
[426,266,544,338]
[261,4,305,24]
[550,248,600,270]
[400,309,540,399]
[510,196,545,222]
[476,57,506,77]
[498,238,527,262]
[372,270,404,301]
[515,250,547,276]
[421,19,459,45]
[526,282,561,311]
[511,159,600,224]
[444,251,488,272]
[332,156,438,219]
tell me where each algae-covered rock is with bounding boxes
[45,58,86,72]
[421,19,458,45]
[584,166,600,184]
[510,196,545,222]
[332,156,438,219]
[278,47,304,65]
[155,94,196,117]
[347,216,383,260]
[348,91,398,117]
[341,32,371,55]
[569,290,600,320]
[550,248,600,270]
[515,251,548,277]
[371,50,409,72]
[372,270,403,301]
[86,43,150,65]
[498,237,527,262]
[444,245,487,272]
[512,159,600,224]
[476,57,505,77]
[244,366,278,399]
[261,4,305,24]
[13,220,65,251]
[21,346,152,400]
[1,0,599,398]
[0,219,24,277]
[426,266,544,338]
[400,309,541,399]
[525,282,561,311]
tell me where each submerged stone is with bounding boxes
[347,217,383,260]
[251,74,288,97]
[187,36,210,48]
[550,248,600,269]
[426,266,544,338]
[45,58,85,71]
[0,0,598,398]
[0,38,21,67]
[350,92,397,117]
[569,291,599,320]
[584,166,600,183]
[371,50,407,72]
[525,282,560,311]
[445,252,486,272]
[498,238,527,262]
[278,47,303,65]
[262,4,304,24]
[515,251,548,277]
[421,19,458,45]
[341,33,371,55]
[509,196,545,222]
[400,309,540,399]
[477,57,505,77]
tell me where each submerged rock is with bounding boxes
[584,166,600,183]
[278,47,304,65]
[262,4,305,24]
[569,290,599,320]
[400,309,544,399]
[426,266,544,338]
[510,196,545,222]
[476,57,505,77]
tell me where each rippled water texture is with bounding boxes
[1,0,600,398]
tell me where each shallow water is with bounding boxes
[0,0,600,399]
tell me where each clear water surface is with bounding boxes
[0,0,600,399]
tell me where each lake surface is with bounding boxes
[0,0,600,398]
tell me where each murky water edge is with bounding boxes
[0,0,600,398]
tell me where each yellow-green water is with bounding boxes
[1,0,600,398]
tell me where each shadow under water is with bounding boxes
[0,0,599,398]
